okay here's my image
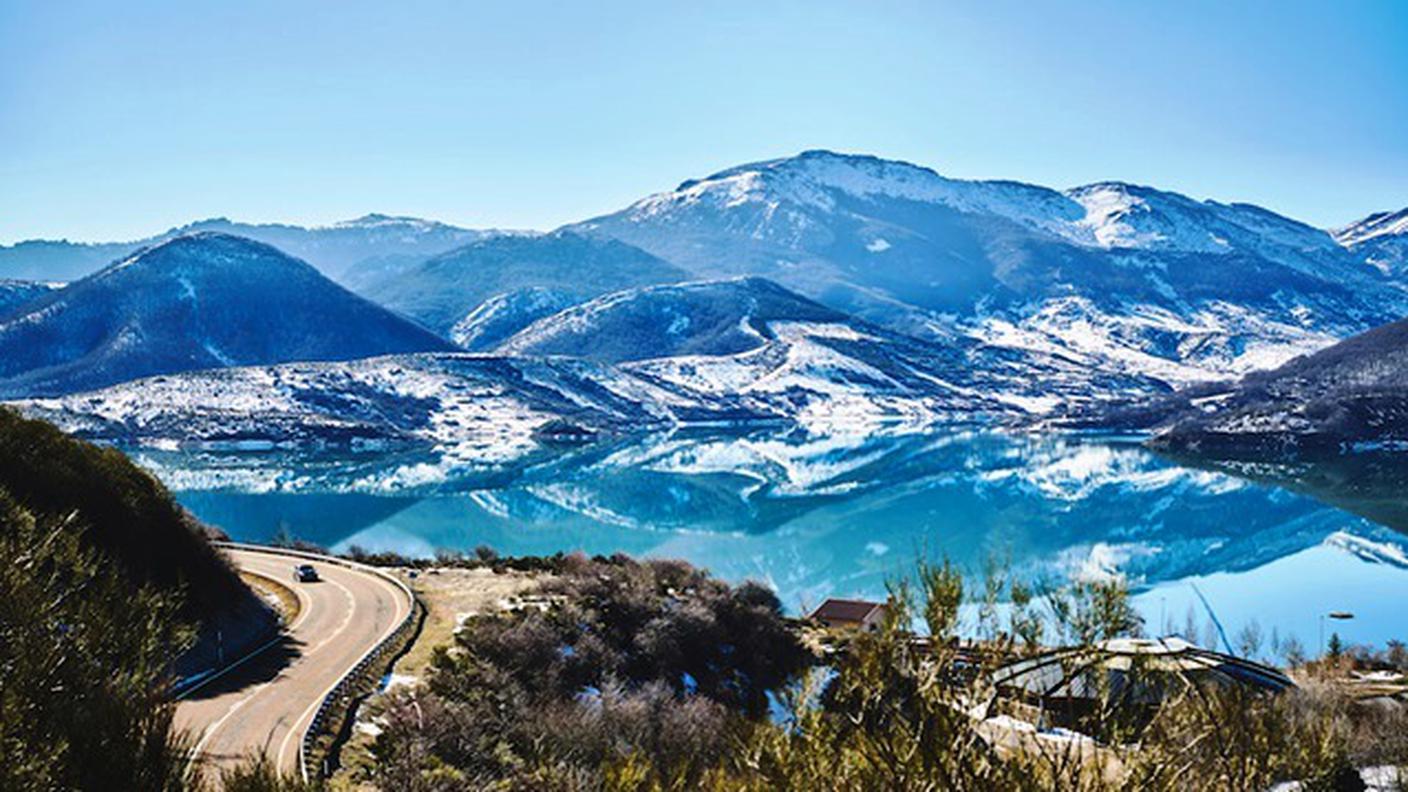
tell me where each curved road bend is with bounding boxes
[175,548,412,780]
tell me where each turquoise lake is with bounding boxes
[134,428,1408,658]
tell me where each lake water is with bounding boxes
[133,427,1408,658]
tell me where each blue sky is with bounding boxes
[1,0,1405,243]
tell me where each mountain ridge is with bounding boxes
[0,214,501,282]
[568,149,1405,393]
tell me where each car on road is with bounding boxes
[293,563,319,582]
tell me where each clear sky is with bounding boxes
[2,0,1405,243]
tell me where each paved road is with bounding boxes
[175,548,412,781]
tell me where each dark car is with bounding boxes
[293,563,319,582]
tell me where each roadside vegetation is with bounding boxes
[0,478,196,789]
[0,407,247,617]
[351,553,1407,791]
[0,409,261,791]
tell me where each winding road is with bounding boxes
[175,547,413,780]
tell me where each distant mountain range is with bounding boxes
[0,214,492,282]
[0,233,452,397]
[1,150,1405,448]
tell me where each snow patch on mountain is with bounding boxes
[1335,209,1408,247]
[970,296,1339,387]
[450,287,578,350]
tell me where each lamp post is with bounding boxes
[1319,611,1355,657]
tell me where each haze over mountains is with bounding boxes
[0,214,491,282]
[357,230,687,336]
[2,150,1406,453]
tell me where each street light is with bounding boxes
[1319,611,1355,657]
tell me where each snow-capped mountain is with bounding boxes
[570,150,1405,391]
[359,230,687,335]
[504,276,1159,421]
[1335,208,1408,278]
[450,287,577,350]
[0,214,492,282]
[0,233,454,397]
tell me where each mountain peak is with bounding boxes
[98,232,314,281]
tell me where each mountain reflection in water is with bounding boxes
[132,427,1408,653]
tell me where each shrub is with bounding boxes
[0,406,245,619]
[0,489,195,790]
[367,555,809,788]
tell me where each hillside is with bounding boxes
[9,329,1128,451]
[1144,315,1408,459]
[0,278,60,315]
[497,277,845,362]
[0,407,275,787]
[11,352,779,450]
[0,232,455,397]
[0,407,252,618]
[356,230,688,335]
[450,286,577,350]
[1335,207,1408,278]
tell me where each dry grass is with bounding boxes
[239,570,301,625]
[330,565,547,788]
[389,565,545,680]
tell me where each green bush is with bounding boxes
[0,489,195,790]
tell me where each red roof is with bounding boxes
[811,598,885,623]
